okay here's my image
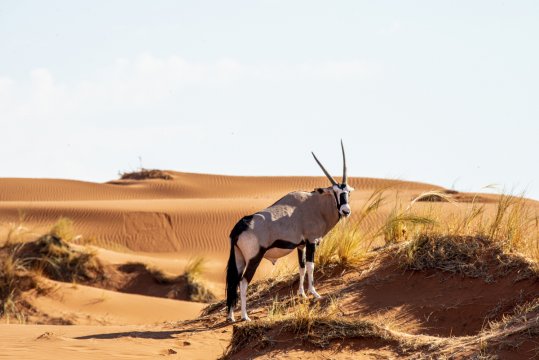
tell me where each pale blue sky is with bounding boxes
[1,1,538,198]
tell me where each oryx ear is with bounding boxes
[346,185,355,192]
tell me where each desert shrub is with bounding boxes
[182,257,216,303]
[119,169,172,180]
[317,189,386,268]
[0,250,38,322]
[399,234,537,281]
[17,234,105,283]
[49,217,75,242]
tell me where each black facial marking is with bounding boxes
[297,248,305,268]
[339,192,348,205]
[306,241,316,263]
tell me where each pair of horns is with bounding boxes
[311,140,347,186]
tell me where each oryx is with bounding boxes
[226,141,354,321]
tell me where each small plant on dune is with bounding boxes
[182,257,216,303]
[400,234,493,279]
[316,188,386,268]
[399,233,538,281]
[119,168,173,180]
[487,192,536,254]
[378,192,438,245]
[449,195,487,236]
[17,233,105,284]
[0,249,39,323]
[49,217,75,242]
[2,213,37,247]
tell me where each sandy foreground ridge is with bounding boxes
[1,171,538,359]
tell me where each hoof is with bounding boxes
[227,317,236,323]
[241,316,252,322]
[298,291,307,298]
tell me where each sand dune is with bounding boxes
[0,172,444,252]
[1,171,538,359]
[24,279,205,325]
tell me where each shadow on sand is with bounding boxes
[74,320,231,340]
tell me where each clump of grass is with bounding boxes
[119,169,173,180]
[3,213,37,247]
[400,234,492,278]
[17,234,105,283]
[0,249,39,323]
[399,234,537,281]
[49,217,75,242]
[182,257,216,303]
[487,193,536,254]
[378,191,439,245]
[316,189,386,268]
[223,297,434,359]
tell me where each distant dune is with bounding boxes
[0,171,446,252]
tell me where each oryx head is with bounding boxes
[312,140,355,218]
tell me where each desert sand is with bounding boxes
[1,171,538,359]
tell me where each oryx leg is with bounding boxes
[306,240,321,299]
[240,248,265,321]
[227,246,246,322]
[297,247,307,298]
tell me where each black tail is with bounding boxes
[225,215,254,313]
[226,243,239,312]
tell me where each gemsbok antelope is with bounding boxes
[226,141,354,321]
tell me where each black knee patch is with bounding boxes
[242,247,265,283]
[297,248,305,268]
[306,241,316,263]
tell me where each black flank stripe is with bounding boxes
[269,240,300,250]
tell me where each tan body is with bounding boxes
[237,190,340,264]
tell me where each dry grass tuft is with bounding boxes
[378,191,439,245]
[316,189,386,269]
[49,217,75,242]
[16,234,106,283]
[223,297,437,359]
[0,249,39,323]
[225,317,383,358]
[399,234,537,281]
[182,257,216,303]
[119,168,173,180]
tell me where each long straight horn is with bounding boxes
[311,152,338,186]
[341,139,347,184]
